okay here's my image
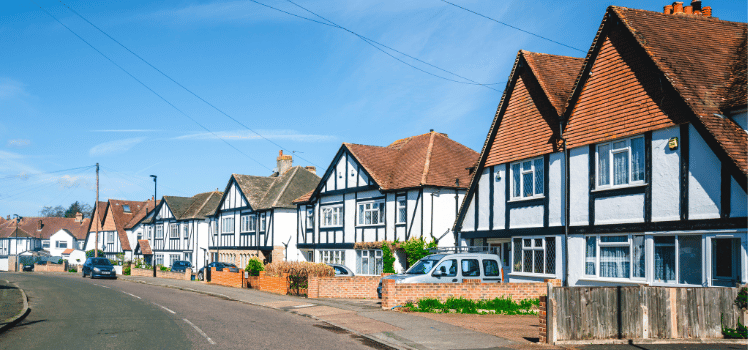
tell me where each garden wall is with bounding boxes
[209,268,243,288]
[130,268,192,280]
[308,275,388,299]
[381,278,561,309]
[246,271,288,295]
[34,262,68,272]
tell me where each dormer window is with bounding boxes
[596,136,644,188]
[123,205,131,213]
[510,157,544,199]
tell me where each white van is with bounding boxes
[377,252,503,298]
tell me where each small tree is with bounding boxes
[85,249,105,258]
[401,237,437,268]
[245,257,264,276]
[381,243,396,274]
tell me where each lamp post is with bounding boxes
[13,214,22,272]
[150,175,157,278]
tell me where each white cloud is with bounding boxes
[89,137,146,156]
[7,139,30,147]
[174,130,336,142]
[57,175,92,190]
[0,78,28,100]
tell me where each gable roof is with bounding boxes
[563,6,747,178]
[228,166,321,211]
[159,191,223,220]
[344,131,479,191]
[136,239,152,255]
[107,200,151,251]
[0,216,90,240]
[124,199,159,229]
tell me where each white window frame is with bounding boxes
[584,234,646,281]
[42,240,50,249]
[241,214,256,233]
[320,250,345,265]
[108,231,115,242]
[396,196,407,224]
[510,157,544,200]
[56,241,68,249]
[182,224,189,239]
[306,208,314,228]
[221,217,234,234]
[596,136,645,189]
[321,205,343,228]
[170,254,179,267]
[156,225,163,239]
[260,213,266,231]
[170,223,178,238]
[357,200,384,226]
[512,236,556,276]
[356,249,383,275]
[155,254,164,266]
[651,235,703,286]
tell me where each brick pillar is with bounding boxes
[308,276,319,299]
[539,296,547,343]
[381,279,396,309]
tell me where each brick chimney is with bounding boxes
[664,1,711,17]
[702,6,711,17]
[304,166,316,175]
[663,4,673,14]
[673,2,683,14]
[277,150,293,175]
[683,5,692,14]
[75,212,83,222]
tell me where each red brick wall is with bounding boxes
[34,262,68,272]
[539,295,547,343]
[130,267,191,280]
[307,275,384,299]
[381,278,561,309]
[209,268,243,288]
[245,271,288,295]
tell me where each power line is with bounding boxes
[439,0,586,53]
[59,1,321,170]
[0,165,96,180]
[30,0,272,172]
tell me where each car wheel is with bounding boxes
[90,273,94,279]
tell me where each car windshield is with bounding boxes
[223,263,237,268]
[405,258,440,275]
[91,258,111,266]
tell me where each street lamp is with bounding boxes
[150,175,157,278]
[13,214,22,272]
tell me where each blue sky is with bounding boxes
[1,0,745,217]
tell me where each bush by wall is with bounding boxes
[245,257,264,276]
[404,296,539,315]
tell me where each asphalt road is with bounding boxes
[0,272,389,350]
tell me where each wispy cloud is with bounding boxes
[0,78,29,100]
[89,137,146,156]
[174,130,336,142]
[90,129,160,133]
[7,139,30,147]
[57,175,93,190]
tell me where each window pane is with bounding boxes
[600,235,627,243]
[523,249,532,273]
[654,236,675,282]
[483,260,500,277]
[613,141,627,150]
[523,172,533,197]
[513,239,521,272]
[461,259,480,277]
[358,205,364,225]
[631,137,645,182]
[585,236,596,275]
[632,235,645,278]
[365,211,372,225]
[546,238,556,274]
[613,151,629,185]
[598,144,610,186]
[534,158,544,195]
[600,246,630,278]
[534,238,543,247]
[512,163,521,197]
[678,236,701,285]
[533,250,543,273]
[523,239,531,247]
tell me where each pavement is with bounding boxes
[0,278,27,332]
[118,274,526,350]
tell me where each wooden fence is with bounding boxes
[545,285,747,343]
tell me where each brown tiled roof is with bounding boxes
[108,199,151,251]
[62,249,74,255]
[292,190,314,204]
[565,6,748,174]
[344,131,479,191]
[137,239,153,255]
[486,51,583,166]
[0,216,90,240]
[124,199,159,229]
[229,166,321,211]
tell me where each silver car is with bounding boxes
[377,253,503,298]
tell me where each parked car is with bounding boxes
[197,262,239,281]
[22,263,34,271]
[326,263,355,277]
[82,257,117,279]
[171,260,192,273]
[377,253,503,298]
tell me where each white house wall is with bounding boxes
[651,126,681,222]
[569,147,590,225]
[492,166,507,230]
[548,152,565,226]
[461,196,475,232]
[273,209,299,261]
[688,125,721,220]
[221,181,248,210]
[48,230,75,256]
[731,177,747,218]
[594,194,644,224]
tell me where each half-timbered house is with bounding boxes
[210,151,320,268]
[294,131,479,274]
[455,3,747,287]
[84,199,151,261]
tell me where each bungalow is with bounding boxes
[0,214,90,270]
[146,191,221,270]
[84,199,152,261]
[455,3,747,287]
[210,151,320,269]
[294,131,479,274]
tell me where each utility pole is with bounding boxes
[151,175,157,278]
[13,214,22,272]
[95,163,99,258]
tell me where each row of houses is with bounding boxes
[3,2,746,287]
[0,214,91,270]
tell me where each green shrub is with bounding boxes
[67,268,77,273]
[401,238,437,268]
[382,242,396,274]
[735,287,748,310]
[245,257,264,276]
[85,249,105,258]
[405,296,539,315]
[264,261,334,277]
[722,288,748,339]
[159,265,169,272]
[123,266,131,275]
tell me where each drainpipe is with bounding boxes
[560,121,569,287]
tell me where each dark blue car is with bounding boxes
[82,257,117,279]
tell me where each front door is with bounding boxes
[712,238,740,287]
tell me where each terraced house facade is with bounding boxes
[456,5,747,287]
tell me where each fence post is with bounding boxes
[547,282,555,344]
[641,285,648,339]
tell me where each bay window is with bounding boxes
[510,157,544,199]
[357,200,384,226]
[356,250,383,275]
[241,214,256,232]
[596,136,644,188]
[512,237,555,275]
[585,234,645,279]
[321,205,343,227]
[221,217,234,233]
[320,250,345,265]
